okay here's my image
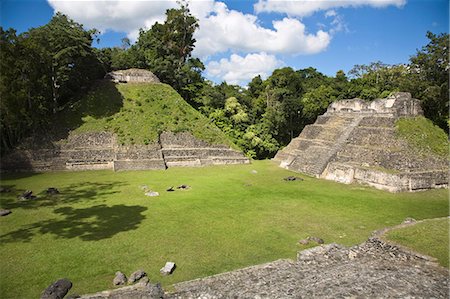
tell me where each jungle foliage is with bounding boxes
[1,2,448,159]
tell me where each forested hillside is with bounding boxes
[1,3,448,158]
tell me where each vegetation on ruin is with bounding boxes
[1,4,448,158]
[59,81,234,147]
[0,161,448,298]
[385,218,449,268]
[396,116,448,158]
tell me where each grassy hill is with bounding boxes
[58,81,234,147]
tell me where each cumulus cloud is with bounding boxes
[254,0,406,17]
[194,2,330,57]
[207,52,283,85]
[47,0,331,57]
[48,0,177,37]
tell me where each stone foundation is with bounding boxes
[0,131,249,172]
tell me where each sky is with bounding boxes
[1,0,448,86]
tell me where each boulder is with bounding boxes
[145,191,159,197]
[46,188,60,195]
[307,236,324,244]
[129,270,147,284]
[166,187,175,192]
[160,262,176,276]
[298,239,309,245]
[113,271,127,286]
[41,278,72,299]
[0,209,11,216]
[19,190,36,200]
[283,176,303,181]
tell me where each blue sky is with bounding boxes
[1,0,448,85]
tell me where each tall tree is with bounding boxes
[135,2,204,101]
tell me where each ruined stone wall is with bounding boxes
[104,68,160,83]
[275,93,447,192]
[326,92,423,117]
[0,131,249,172]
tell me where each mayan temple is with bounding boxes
[274,92,448,192]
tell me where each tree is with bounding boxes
[135,2,204,101]
[407,32,449,130]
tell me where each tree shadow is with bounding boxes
[0,181,127,210]
[0,204,147,243]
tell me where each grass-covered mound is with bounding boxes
[385,218,449,268]
[0,161,448,298]
[59,81,234,147]
[396,116,448,158]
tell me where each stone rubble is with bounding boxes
[160,262,176,276]
[129,270,147,284]
[41,278,72,299]
[112,271,127,286]
[0,209,11,216]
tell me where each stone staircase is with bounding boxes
[276,115,363,177]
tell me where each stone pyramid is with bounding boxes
[274,92,447,192]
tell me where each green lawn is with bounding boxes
[0,160,448,298]
[384,218,449,268]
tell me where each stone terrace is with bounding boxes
[274,92,448,192]
[0,131,249,172]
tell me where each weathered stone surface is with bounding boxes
[113,271,127,286]
[129,270,147,284]
[160,262,176,276]
[275,93,448,192]
[78,282,164,299]
[1,131,249,172]
[41,278,72,299]
[168,237,449,298]
[105,69,160,84]
[0,209,12,216]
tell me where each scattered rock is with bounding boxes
[113,271,127,286]
[402,217,417,224]
[129,270,147,284]
[144,191,159,197]
[41,278,72,299]
[160,262,176,276]
[251,170,258,174]
[177,185,190,190]
[46,188,60,195]
[0,187,11,193]
[298,239,309,245]
[166,187,175,192]
[307,236,324,244]
[18,190,36,200]
[283,176,303,181]
[0,209,11,216]
[65,295,81,299]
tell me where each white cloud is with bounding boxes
[47,0,331,57]
[254,0,406,16]
[207,52,283,85]
[194,3,330,57]
[47,0,177,38]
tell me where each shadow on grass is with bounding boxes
[0,204,147,243]
[0,181,126,210]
